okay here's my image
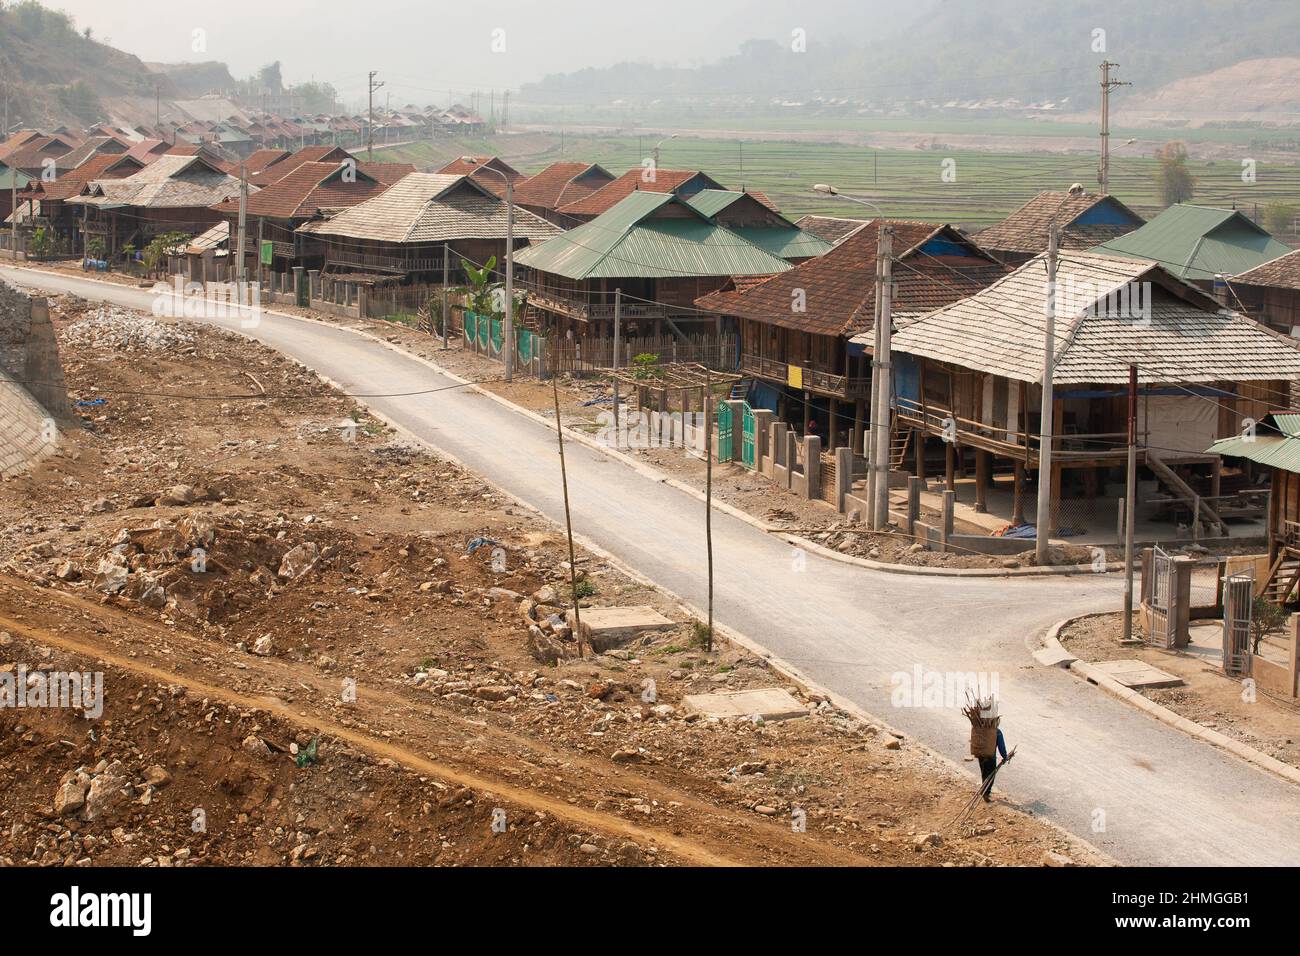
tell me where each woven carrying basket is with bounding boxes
[970,720,999,758]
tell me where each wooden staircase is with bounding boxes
[1259,552,1300,604]
[889,426,911,471]
[729,377,752,402]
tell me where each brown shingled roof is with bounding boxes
[1233,249,1300,292]
[435,156,523,197]
[696,220,1006,338]
[976,190,1144,255]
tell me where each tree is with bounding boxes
[1156,141,1195,206]
[1264,202,1298,236]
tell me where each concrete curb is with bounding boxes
[1033,614,1300,790]
[2,262,1124,582]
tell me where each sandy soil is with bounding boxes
[0,294,1103,867]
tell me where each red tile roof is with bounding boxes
[435,156,523,196]
[211,161,390,219]
[512,162,615,211]
[357,162,417,184]
[243,148,291,175]
[0,130,45,160]
[125,139,174,164]
[556,169,722,218]
[695,221,1007,337]
[248,146,352,186]
[39,153,145,200]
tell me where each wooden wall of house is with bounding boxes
[654,275,730,309]
[1224,380,1289,438]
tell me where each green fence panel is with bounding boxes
[490,317,503,354]
[742,403,756,469]
[464,311,477,346]
[517,330,536,364]
[477,314,490,349]
[717,401,734,463]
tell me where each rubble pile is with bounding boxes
[62,308,196,353]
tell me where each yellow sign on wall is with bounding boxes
[787,364,802,389]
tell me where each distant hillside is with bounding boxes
[1123,57,1300,124]
[522,0,1300,113]
[145,61,238,99]
[0,0,166,127]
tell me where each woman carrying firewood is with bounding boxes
[967,696,1009,801]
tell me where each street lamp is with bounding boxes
[652,134,677,167]
[466,159,516,382]
[812,183,884,218]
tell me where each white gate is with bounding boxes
[1222,570,1254,677]
[1149,546,1174,648]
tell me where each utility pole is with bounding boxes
[1122,364,1138,642]
[503,174,515,381]
[705,366,715,653]
[871,225,894,530]
[613,288,622,447]
[367,71,384,161]
[501,90,509,130]
[256,218,264,297]
[441,243,450,350]
[1035,224,1060,565]
[236,162,248,286]
[1099,60,1130,195]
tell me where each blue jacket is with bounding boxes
[995,728,1007,760]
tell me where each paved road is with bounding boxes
[7,265,1300,865]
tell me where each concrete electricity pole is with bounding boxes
[236,162,249,286]
[367,71,384,161]
[1098,61,1130,195]
[871,225,894,530]
[1122,364,1138,642]
[1034,223,1060,565]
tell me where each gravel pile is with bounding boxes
[62,309,196,352]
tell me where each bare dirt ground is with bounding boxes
[0,294,1104,867]
[1060,611,1300,771]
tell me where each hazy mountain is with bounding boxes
[522,0,1300,110]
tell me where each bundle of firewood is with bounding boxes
[964,693,999,758]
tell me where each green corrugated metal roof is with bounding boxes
[1094,203,1293,283]
[685,189,831,260]
[0,166,33,189]
[1207,411,1300,472]
[731,225,832,259]
[514,191,793,280]
[685,189,745,219]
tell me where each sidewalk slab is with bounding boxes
[684,687,807,721]
[1090,659,1183,688]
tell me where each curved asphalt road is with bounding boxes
[7,265,1300,866]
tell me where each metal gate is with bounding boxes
[1222,570,1254,677]
[716,401,734,463]
[741,403,756,469]
[1149,545,1174,648]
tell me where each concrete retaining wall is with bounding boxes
[0,280,71,477]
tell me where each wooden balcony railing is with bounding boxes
[528,289,668,323]
[740,353,871,398]
[325,247,444,274]
[895,397,1130,464]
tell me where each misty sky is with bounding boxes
[44,0,842,106]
